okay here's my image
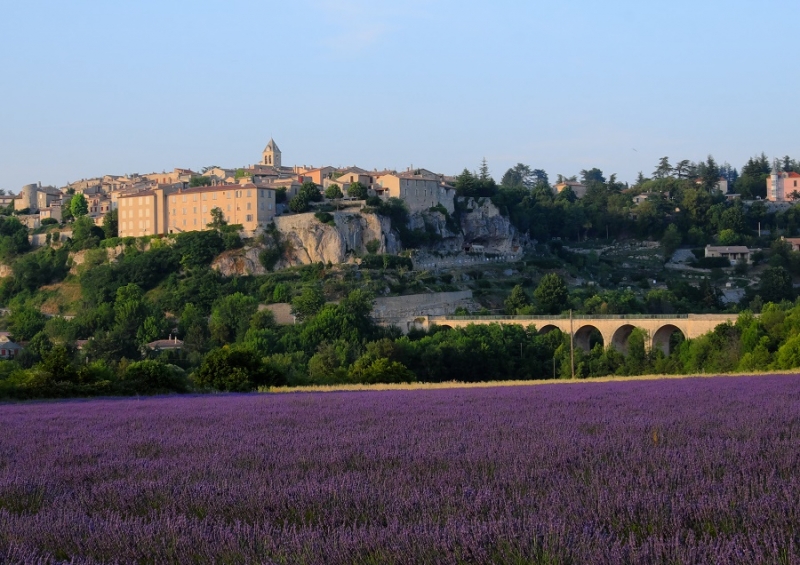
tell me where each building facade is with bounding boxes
[118,182,277,237]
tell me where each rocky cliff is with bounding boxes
[212,198,518,277]
[407,197,518,254]
[274,211,399,267]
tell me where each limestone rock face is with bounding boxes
[211,247,267,277]
[274,211,398,267]
[458,197,518,254]
[405,197,518,254]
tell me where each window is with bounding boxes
[246,214,253,222]
[182,195,187,202]
[260,190,264,198]
[172,208,176,215]
[203,206,207,213]
[193,207,197,214]
[183,219,186,226]
[182,208,186,215]
[260,203,264,210]
[247,203,251,210]
[247,190,251,197]
[227,205,231,211]
[193,195,197,202]
[269,203,273,211]
[202,194,207,201]
[194,218,197,225]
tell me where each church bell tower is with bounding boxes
[262,138,281,168]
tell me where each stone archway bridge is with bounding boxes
[420,313,739,354]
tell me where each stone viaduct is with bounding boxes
[419,314,739,354]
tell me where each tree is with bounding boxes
[478,158,490,181]
[504,285,531,315]
[102,209,118,238]
[289,194,310,213]
[661,224,682,259]
[69,193,88,218]
[653,157,673,179]
[189,176,212,188]
[209,293,259,345]
[194,346,282,392]
[759,266,793,304]
[325,184,343,200]
[291,286,325,321]
[534,273,569,315]
[207,207,227,230]
[347,181,368,200]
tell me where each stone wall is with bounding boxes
[372,290,477,333]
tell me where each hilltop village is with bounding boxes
[2,142,800,397]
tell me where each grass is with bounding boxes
[261,370,800,394]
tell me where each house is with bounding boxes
[781,237,800,252]
[768,164,800,202]
[147,336,184,351]
[632,193,657,206]
[375,171,456,213]
[553,181,587,199]
[705,245,752,264]
[0,334,23,359]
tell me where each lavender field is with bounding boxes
[1,376,799,564]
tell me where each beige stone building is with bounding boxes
[118,182,278,238]
[553,181,587,199]
[704,245,752,264]
[118,185,176,238]
[375,171,456,213]
[167,183,277,234]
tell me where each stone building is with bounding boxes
[118,181,278,238]
[704,245,752,264]
[262,138,281,167]
[768,160,800,202]
[375,171,456,213]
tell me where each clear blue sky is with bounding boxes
[1,0,798,190]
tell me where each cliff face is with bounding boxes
[274,211,399,267]
[407,197,518,254]
[211,247,267,277]
[212,198,518,277]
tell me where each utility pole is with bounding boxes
[569,309,575,380]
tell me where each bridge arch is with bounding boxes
[652,324,685,355]
[574,324,604,352]
[611,324,637,353]
[538,324,562,335]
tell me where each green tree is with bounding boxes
[661,224,682,259]
[194,347,282,392]
[291,286,325,322]
[288,194,310,213]
[534,273,569,315]
[759,266,793,304]
[120,360,189,394]
[325,184,343,200]
[102,209,118,238]
[209,292,259,345]
[8,307,47,341]
[347,181,368,200]
[504,285,531,315]
[69,193,89,218]
[189,176,212,187]
[653,156,673,179]
[207,207,227,230]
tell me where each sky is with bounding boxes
[1,0,799,191]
